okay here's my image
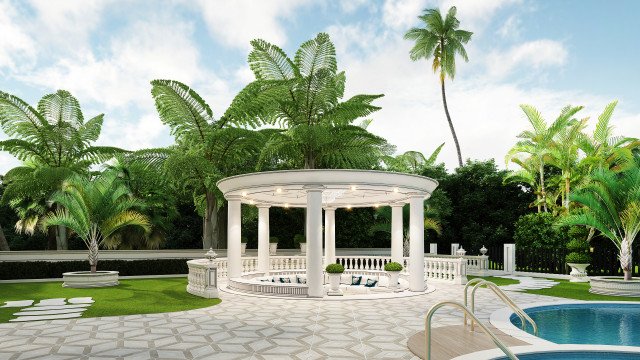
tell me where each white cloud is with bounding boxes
[340,0,370,13]
[382,0,428,29]
[485,40,568,79]
[498,15,521,39]
[0,1,36,72]
[195,0,309,50]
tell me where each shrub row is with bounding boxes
[0,259,190,280]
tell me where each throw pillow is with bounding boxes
[364,278,378,287]
[280,277,292,283]
[351,275,362,286]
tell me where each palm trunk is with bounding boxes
[620,238,632,280]
[564,176,570,210]
[0,224,9,251]
[88,224,100,273]
[539,162,547,212]
[304,151,315,169]
[47,226,57,250]
[440,79,463,167]
[54,204,68,250]
[202,190,217,249]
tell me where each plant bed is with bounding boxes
[63,271,119,288]
[589,276,640,297]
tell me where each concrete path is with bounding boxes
[0,282,561,359]
[498,276,559,292]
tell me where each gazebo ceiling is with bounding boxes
[216,170,438,208]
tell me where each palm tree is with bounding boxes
[404,6,473,167]
[0,90,123,249]
[559,163,640,280]
[43,171,150,272]
[150,80,264,249]
[548,118,587,211]
[506,105,582,212]
[383,143,444,173]
[231,33,390,170]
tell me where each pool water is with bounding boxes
[495,351,640,360]
[510,303,640,346]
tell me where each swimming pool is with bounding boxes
[510,302,640,346]
[494,351,640,360]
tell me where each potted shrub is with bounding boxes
[384,262,403,291]
[565,239,591,282]
[325,263,344,296]
[294,234,306,254]
[241,236,248,255]
[269,236,279,255]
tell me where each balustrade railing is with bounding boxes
[212,253,479,285]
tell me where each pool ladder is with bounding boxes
[424,279,537,360]
[464,278,538,336]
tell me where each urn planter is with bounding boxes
[299,242,307,254]
[387,271,401,291]
[567,263,590,282]
[62,271,119,288]
[269,243,278,255]
[327,273,342,296]
[241,242,247,255]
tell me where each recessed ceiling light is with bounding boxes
[241,191,247,197]
[249,200,255,205]
[284,203,289,208]
[374,204,380,208]
[350,185,357,191]
[346,205,352,210]
[393,187,399,193]
[276,188,283,193]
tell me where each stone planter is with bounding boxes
[327,273,342,296]
[269,243,278,255]
[387,271,401,291]
[299,242,306,254]
[241,242,247,255]
[567,263,590,282]
[62,271,119,288]
[590,276,640,297]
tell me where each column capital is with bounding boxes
[303,184,326,192]
[225,194,243,201]
[389,202,405,207]
[323,206,336,211]
[256,204,271,209]
[407,192,428,199]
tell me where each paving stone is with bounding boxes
[1,300,34,308]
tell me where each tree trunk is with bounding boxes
[202,190,218,249]
[440,79,463,167]
[304,151,315,169]
[539,162,547,212]
[56,225,68,250]
[0,224,9,251]
[564,176,570,210]
[47,226,57,250]
[215,205,228,249]
[88,237,99,273]
[620,238,632,280]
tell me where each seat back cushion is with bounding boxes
[351,275,362,286]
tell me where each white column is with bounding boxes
[257,205,270,274]
[324,207,336,267]
[409,194,425,292]
[504,243,516,273]
[227,196,242,279]
[391,204,404,263]
[305,185,325,298]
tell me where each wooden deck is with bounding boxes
[407,324,529,360]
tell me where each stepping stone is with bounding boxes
[68,297,94,304]
[18,304,91,311]
[1,300,34,308]
[9,312,84,322]
[14,307,89,316]
[35,298,66,306]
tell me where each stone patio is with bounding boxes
[0,282,562,360]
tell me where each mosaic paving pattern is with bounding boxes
[0,283,561,359]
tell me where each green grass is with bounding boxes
[467,275,520,286]
[524,278,640,302]
[0,277,221,323]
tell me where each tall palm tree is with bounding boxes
[231,33,390,170]
[548,118,587,211]
[150,79,264,249]
[559,163,640,280]
[0,90,123,249]
[43,171,150,272]
[506,105,582,212]
[404,6,472,167]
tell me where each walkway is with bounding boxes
[498,276,559,292]
[0,282,561,360]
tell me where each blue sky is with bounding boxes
[1,0,638,174]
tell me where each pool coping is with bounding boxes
[489,300,640,346]
[452,344,640,360]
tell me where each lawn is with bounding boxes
[525,278,640,302]
[0,277,221,323]
[467,275,520,286]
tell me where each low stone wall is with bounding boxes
[589,276,640,297]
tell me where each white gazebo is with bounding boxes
[216,169,438,297]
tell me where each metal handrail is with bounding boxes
[463,278,486,326]
[468,280,538,336]
[424,301,518,360]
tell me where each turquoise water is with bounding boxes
[495,351,640,359]
[510,303,640,346]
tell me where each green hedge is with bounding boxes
[0,259,190,280]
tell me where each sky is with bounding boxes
[1,0,639,174]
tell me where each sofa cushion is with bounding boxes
[351,275,362,286]
[279,277,292,283]
[297,275,307,284]
[364,278,378,287]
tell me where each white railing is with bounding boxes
[212,254,479,285]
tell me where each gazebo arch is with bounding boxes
[217,169,438,297]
